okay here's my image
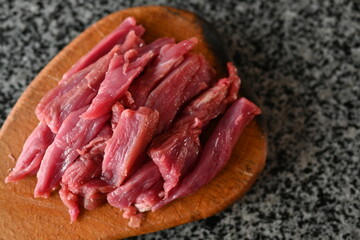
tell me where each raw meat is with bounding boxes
[60,179,112,222]
[62,153,103,193]
[134,180,164,212]
[5,15,261,227]
[107,161,164,227]
[62,125,111,193]
[180,62,240,126]
[107,161,163,210]
[102,107,159,187]
[130,38,198,107]
[60,126,113,221]
[181,54,215,103]
[144,54,200,134]
[224,62,241,104]
[37,31,142,132]
[122,206,143,228]
[5,122,54,183]
[136,38,175,56]
[82,37,174,119]
[77,124,112,156]
[80,179,113,210]
[111,102,125,130]
[59,183,80,223]
[36,30,143,123]
[34,106,110,198]
[148,120,202,195]
[149,63,241,194]
[35,67,91,124]
[81,50,154,119]
[118,91,136,110]
[61,17,145,81]
[152,97,261,211]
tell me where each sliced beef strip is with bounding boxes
[81,50,154,119]
[61,17,145,81]
[130,38,198,107]
[5,122,55,183]
[102,107,159,187]
[144,54,209,134]
[34,106,110,198]
[37,32,141,133]
[148,63,240,194]
[152,97,261,211]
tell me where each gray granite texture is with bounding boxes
[1,0,359,239]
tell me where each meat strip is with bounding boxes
[34,106,110,198]
[180,63,240,125]
[107,161,164,227]
[181,54,216,103]
[102,107,159,187]
[135,38,175,56]
[61,17,145,81]
[62,154,103,193]
[152,97,261,211]
[59,183,80,223]
[81,179,113,210]
[149,63,240,194]
[148,120,202,195]
[76,124,113,156]
[62,125,111,192]
[60,178,112,222]
[60,125,113,221]
[133,180,164,212]
[5,122,54,183]
[144,54,202,134]
[37,31,142,132]
[81,50,154,119]
[81,37,174,119]
[110,102,125,130]
[35,67,91,120]
[107,161,163,210]
[130,38,198,107]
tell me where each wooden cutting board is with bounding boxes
[0,6,267,240]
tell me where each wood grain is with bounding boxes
[0,6,267,240]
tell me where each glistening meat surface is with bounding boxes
[144,53,214,134]
[149,63,240,194]
[82,37,174,119]
[152,97,261,211]
[181,54,215,102]
[34,106,110,198]
[61,17,144,81]
[59,183,80,223]
[82,50,154,119]
[130,38,198,107]
[5,122,54,183]
[60,126,113,222]
[107,161,164,228]
[102,107,159,187]
[5,15,262,228]
[107,161,163,210]
[37,31,142,132]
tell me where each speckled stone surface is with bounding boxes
[1,0,359,239]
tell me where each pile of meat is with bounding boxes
[6,17,261,227]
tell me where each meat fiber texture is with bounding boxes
[152,97,261,211]
[5,122,54,183]
[5,17,261,228]
[102,107,159,187]
[148,63,241,195]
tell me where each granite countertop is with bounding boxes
[1,0,359,239]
